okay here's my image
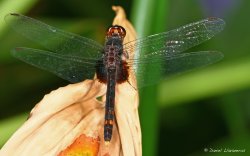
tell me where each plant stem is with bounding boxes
[131,0,168,155]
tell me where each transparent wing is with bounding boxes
[123,17,225,57]
[123,17,225,88]
[5,13,103,59]
[127,51,223,88]
[12,47,98,83]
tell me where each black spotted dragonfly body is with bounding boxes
[5,13,225,142]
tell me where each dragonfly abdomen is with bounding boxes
[104,68,116,142]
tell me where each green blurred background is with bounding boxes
[0,0,250,155]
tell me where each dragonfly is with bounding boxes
[5,13,225,142]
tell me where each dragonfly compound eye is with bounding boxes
[106,25,126,38]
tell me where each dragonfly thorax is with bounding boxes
[104,35,123,68]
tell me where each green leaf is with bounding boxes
[159,58,250,106]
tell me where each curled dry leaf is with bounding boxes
[0,6,141,156]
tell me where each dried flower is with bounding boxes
[0,6,141,156]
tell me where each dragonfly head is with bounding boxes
[106,25,126,39]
